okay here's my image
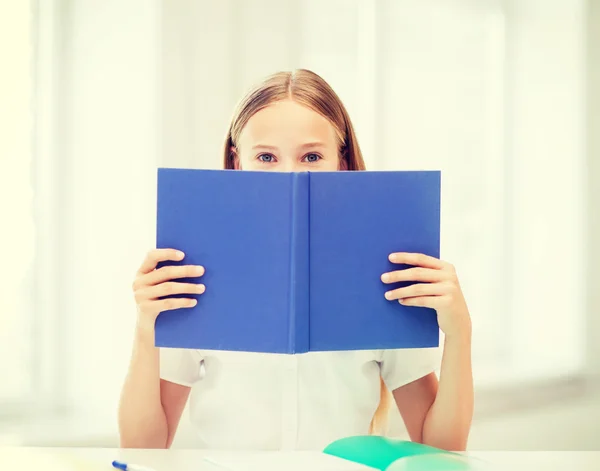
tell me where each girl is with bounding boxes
[118,69,473,451]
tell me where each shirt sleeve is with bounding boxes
[159,347,204,387]
[379,347,442,391]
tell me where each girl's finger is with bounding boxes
[398,296,444,309]
[137,264,205,288]
[135,282,205,303]
[137,248,185,275]
[381,267,446,284]
[384,282,449,301]
[388,252,450,270]
[139,297,197,314]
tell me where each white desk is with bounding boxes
[1,447,600,470]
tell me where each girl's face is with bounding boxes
[234,99,346,172]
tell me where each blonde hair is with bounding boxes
[222,68,392,435]
[223,69,365,171]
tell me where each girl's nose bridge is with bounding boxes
[280,156,302,172]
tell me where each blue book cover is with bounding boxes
[155,168,440,353]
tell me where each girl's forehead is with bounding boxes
[239,100,337,147]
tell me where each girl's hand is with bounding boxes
[132,248,205,331]
[381,252,471,339]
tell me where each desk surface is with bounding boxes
[1,447,599,470]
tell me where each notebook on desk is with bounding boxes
[155,168,441,353]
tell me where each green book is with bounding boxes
[324,436,489,471]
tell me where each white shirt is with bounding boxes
[159,347,441,451]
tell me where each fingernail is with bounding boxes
[177,251,185,259]
[381,273,390,282]
[389,253,397,262]
[385,291,392,300]
[189,299,197,306]
[198,284,205,293]
[194,266,204,275]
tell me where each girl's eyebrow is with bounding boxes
[299,142,326,149]
[252,142,326,151]
[252,144,278,151]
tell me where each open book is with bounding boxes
[155,168,441,353]
[323,436,489,470]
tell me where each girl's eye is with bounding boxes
[258,154,276,163]
[303,153,321,163]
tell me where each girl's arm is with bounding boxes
[392,328,473,451]
[118,249,205,448]
[118,322,190,448]
[382,252,474,450]
[422,327,473,450]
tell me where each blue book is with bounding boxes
[155,168,441,353]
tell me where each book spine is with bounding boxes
[288,172,310,353]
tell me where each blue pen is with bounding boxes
[112,460,156,471]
